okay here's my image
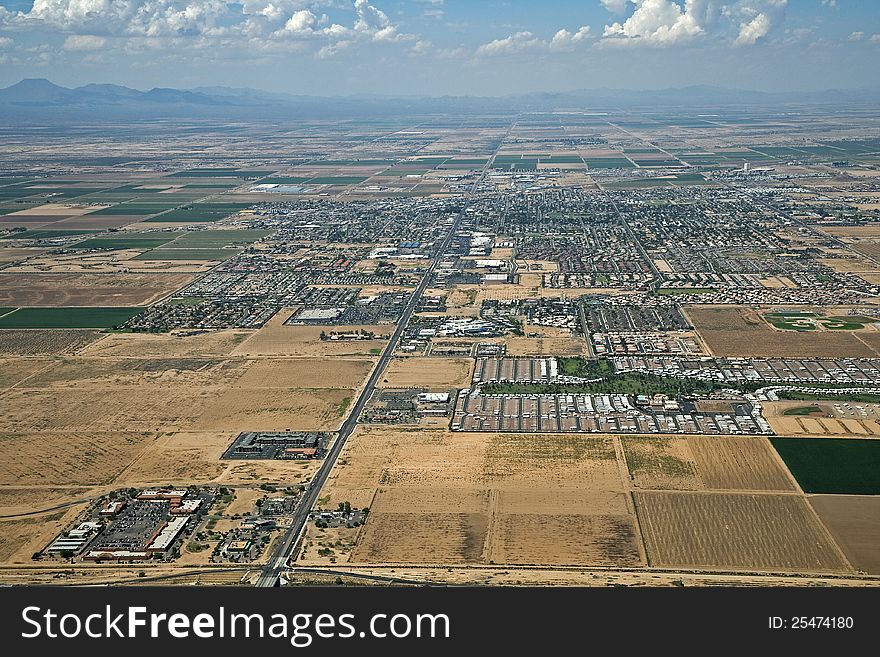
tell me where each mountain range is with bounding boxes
[1,78,879,121]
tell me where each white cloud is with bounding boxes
[549,25,591,51]
[0,0,414,58]
[602,0,706,46]
[734,12,770,45]
[849,31,864,41]
[63,33,106,50]
[476,24,593,57]
[0,34,11,48]
[475,31,542,57]
[600,0,787,47]
[871,34,880,44]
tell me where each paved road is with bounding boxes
[254,158,508,587]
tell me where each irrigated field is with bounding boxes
[770,437,880,494]
[634,492,850,572]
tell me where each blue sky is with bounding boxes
[0,1,877,94]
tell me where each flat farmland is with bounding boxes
[0,357,52,388]
[687,436,796,491]
[634,492,850,572]
[351,489,489,563]
[0,307,142,329]
[0,431,159,486]
[621,436,701,490]
[488,490,642,566]
[192,387,353,431]
[0,329,101,355]
[80,329,250,357]
[234,358,374,389]
[380,357,472,388]
[770,438,880,494]
[317,426,637,567]
[809,495,880,574]
[685,305,878,357]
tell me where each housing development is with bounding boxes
[1,94,879,588]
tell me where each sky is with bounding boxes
[0,0,878,95]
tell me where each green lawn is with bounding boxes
[782,405,824,416]
[770,437,880,495]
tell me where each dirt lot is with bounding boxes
[685,306,878,357]
[380,357,472,388]
[0,273,191,307]
[80,330,250,357]
[0,329,101,355]
[635,491,850,572]
[232,310,391,357]
[0,431,160,486]
[311,426,639,567]
[0,508,82,563]
[234,358,374,390]
[809,495,880,575]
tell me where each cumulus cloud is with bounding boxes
[475,31,542,57]
[0,34,11,48]
[734,11,770,45]
[0,0,413,58]
[600,0,787,47]
[476,25,592,57]
[871,34,880,44]
[849,31,864,41]
[549,25,591,51]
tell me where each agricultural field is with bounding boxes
[770,438,880,495]
[0,306,142,328]
[0,273,191,307]
[634,492,850,572]
[809,496,880,575]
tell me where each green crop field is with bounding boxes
[144,203,253,223]
[168,229,272,248]
[770,437,880,495]
[1,229,97,240]
[0,307,142,329]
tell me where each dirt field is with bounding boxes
[809,495,880,574]
[193,387,353,432]
[685,306,878,357]
[234,358,374,389]
[0,273,191,306]
[232,310,391,357]
[380,357,472,388]
[0,431,160,486]
[764,401,880,437]
[80,330,250,357]
[0,510,77,562]
[503,336,586,356]
[0,329,101,355]
[312,426,639,567]
[621,437,701,490]
[635,492,850,572]
[687,436,796,491]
